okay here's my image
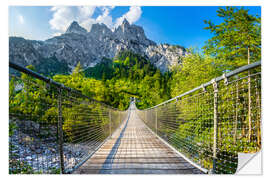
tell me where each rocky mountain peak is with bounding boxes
[90,23,113,38]
[122,18,130,28]
[66,21,87,35]
[116,18,131,34]
[113,19,156,46]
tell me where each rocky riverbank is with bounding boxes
[9,121,97,173]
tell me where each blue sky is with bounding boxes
[9,6,261,50]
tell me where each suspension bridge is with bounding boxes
[9,61,261,174]
[73,101,203,174]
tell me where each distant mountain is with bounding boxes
[9,19,187,75]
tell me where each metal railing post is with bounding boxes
[119,111,121,125]
[212,79,219,174]
[109,110,112,137]
[234,75,239,144]
[155,109,158,134]
[248,70,252,142]
[57,88,65,174]
[144,111,146,122]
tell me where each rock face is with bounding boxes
[9,19,187,73]
[66,21,87,35]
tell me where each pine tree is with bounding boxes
[203,7,261,69]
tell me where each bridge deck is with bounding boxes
[74,104,203,174]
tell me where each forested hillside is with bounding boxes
[53,51,171,110]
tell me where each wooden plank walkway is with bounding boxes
[73,103,203,174]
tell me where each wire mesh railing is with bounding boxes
[9,62,129,174]
[136,61,261,174]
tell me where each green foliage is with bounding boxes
[9,122,17,136]
[9,159,35,174]
[203,7,261,69]
[84,58,114,80]
[36,56,70,76]
[49,167,61,174]
[62,103,109,142]
[170,49,223,97]
[9,65,51,122]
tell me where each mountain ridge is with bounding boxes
[9,19,187,74]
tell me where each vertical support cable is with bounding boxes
[155,109,158,134]
[109,109,112,137]
[119,111,121,125]
[212,79,219,174]
[57,88,65,174]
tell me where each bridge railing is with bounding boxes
[9,62,128,174]
[136,61,261,174]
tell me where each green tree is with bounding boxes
[203,7,261,69]
[170,49,222,97]
[72,62,84,78]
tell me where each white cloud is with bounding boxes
[53,32,62,37]
[49,6,97,33]
[18,15,24,24]
[114,6,142,28]
[80,19,96,31]
[96,7,114,29]
[78,6,96,19]
[49,6,77,32]
[49,6,142,35]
